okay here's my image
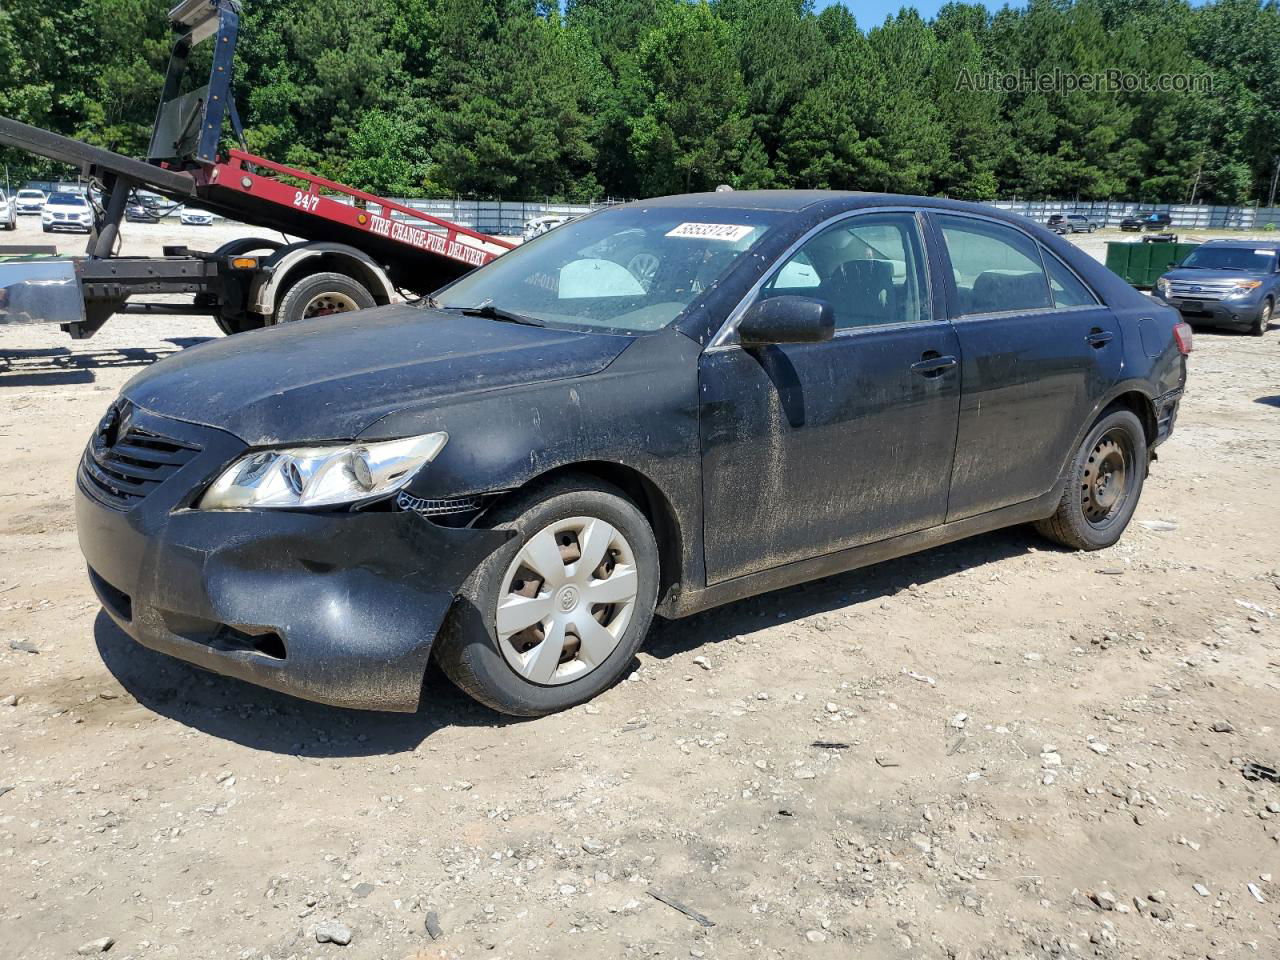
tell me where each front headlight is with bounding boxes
[200,432,447,510]
[1228,280,1261,297]
[1155,277,1171,296]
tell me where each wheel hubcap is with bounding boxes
[627,253,659,290]
[301,291,359,319]
[1081,433,1129,525]
[496,516,639,685]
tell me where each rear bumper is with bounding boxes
[1153,388,1182,447]
[75,408,508,711]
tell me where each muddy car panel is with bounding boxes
[76,191,1189,710]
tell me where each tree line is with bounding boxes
[2,0,1278,204]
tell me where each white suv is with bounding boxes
[0,193,15,230]
[42,193,93,233]
[14,189,47,215]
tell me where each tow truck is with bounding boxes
[0,0,514,339]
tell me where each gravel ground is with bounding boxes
[1,217,1279,959]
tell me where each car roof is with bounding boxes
[624,190,1053,223]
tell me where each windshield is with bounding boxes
[1181,246,1277,272]
[48,195,87,207]
[435,205,783,333]
[17,191,43,199]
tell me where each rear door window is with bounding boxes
[1041,248,1099,308]
[936,215,1052,315]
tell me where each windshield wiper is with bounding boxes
[456,303,545,327]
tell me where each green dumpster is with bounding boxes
[1105,241,1199,289]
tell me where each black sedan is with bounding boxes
[1121,212,1173,232]
[77,192,1191,716]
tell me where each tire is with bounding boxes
[1252,297,1272,337]
[274,271,375,325]
[435,476,660,716]
[1034,408,1147,551]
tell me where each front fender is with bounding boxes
[359,328,708,598]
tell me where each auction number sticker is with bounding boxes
[666,222,755,242]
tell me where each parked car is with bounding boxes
[14,188,47,215]
[179,208,214,226]
[0,193,15,230]
[1047,213,1098,234]
[125,199,162,223]
[1120,212,1172,232]
[41,193,93,233]
[1154,240,1279,336]
[522,214,573,242]
[76,192,1190,716]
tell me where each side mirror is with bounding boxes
[737,295,835,347]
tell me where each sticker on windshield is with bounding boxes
[666,222,755,242]
[1256,249,1274,256]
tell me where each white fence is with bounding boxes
[375,198,1280,236]
[370,199,622,236]
[987,199,1280,231]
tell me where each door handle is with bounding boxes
[910,353,958,378]
[1086,328,1114,348]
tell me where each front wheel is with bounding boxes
[1252,297,1272,337]
[435,477,660,716]
[1034,409,1147,551]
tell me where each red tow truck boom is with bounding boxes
[0,0,514,338]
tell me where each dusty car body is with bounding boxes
[77,191,1190,715]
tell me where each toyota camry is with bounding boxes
[77,192,1190,715]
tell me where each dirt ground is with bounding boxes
[1,215,1279,960]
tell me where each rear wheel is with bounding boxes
[1252,297,1272,337]
[274,271,375,325]
[1034,409,1147,551]
[435,477,660,716]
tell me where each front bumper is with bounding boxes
[43,219,92,231]
[1160,296,1261,329]
[76,406,507,712]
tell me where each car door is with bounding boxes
[930,212,1124,521]
[698,209,962,584]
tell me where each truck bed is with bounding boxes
[0,116,514,293]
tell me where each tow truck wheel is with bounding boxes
[275,271,376,324]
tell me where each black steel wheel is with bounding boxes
[1035,408,1147,550]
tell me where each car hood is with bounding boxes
[122,304,633,445]
[1162,267,1268,282]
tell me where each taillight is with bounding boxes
[1173,322,1193,355]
